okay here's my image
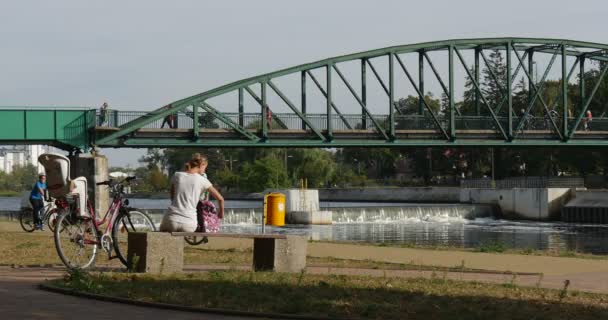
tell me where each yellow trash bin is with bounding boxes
[264,192,286,226]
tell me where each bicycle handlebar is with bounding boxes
[95,176,136,186]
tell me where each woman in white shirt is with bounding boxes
[160,154,225,232]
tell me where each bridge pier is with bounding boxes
[69,153,109,216]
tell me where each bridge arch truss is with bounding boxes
[95,38,608,148]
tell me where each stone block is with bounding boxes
[252,235,307,273]
[127,232,183,274]
[69,154,109,215]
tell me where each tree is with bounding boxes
[199,112,219,129]
[513,77,529,116]
[482,49,507,115]
[292,149,336,188]
[239,156,289,191]
[461,67,479,115]
[395,93,441,115]
[148,165,169,192]
[395,93,441,130]
[140,148,167,171]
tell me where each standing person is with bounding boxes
[99,102,109,126]
[160,104,176,129]
[29,174,47,230]
[266,107,272,129]
[160,154,225,232]
[584,110,593,131]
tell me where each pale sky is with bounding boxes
[1,0,606,167]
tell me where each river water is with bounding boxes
[3,196,608,254]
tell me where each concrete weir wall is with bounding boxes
[316,186,571,221]
[459,188,571,220]
[320,187,461,203]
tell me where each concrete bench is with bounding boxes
[127,232,307,275]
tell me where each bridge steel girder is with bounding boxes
[110,138,608,148]
[568,62,608,139]
[332,64,389,139]
[92,38,608,148]
[394,53,450,140]
[511,44,563,139]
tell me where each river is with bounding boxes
[3,196,608,254]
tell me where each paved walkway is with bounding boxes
[0,267,268,320]
[198,239,608,293]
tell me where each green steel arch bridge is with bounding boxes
[2,37,608,151]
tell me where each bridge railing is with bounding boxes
[97,110,608,134]
[461,177,585,188]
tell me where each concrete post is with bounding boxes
[127,232,183,274]
[69,153,109,216]
[253,235,307,273]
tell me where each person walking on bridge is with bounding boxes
[161,104,177,129]
[98,102,109,126]
[266,107,272,129]
[584,110,593,131]
[160,153,224,232]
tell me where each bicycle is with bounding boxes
[53,176,157,269]
[19,198,58,233]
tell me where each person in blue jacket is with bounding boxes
[29,174,47,230]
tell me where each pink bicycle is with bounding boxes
[53,177,156,269]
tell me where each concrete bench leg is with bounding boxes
[127,232,183,274]
[252,235,307,273]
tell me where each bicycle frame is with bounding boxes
[81,188,127,250]
[41,201,56,220]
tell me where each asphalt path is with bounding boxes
[0,267,272,320]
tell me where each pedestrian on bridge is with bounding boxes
[161,104,177,129]
[29,174,47,230]
[266,107,272,129]
[98,102,109,126]
[584,110,593,131]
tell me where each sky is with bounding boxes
[1,0,606,167]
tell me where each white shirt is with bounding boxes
[165,172,212,224]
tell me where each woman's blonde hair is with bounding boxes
[185,153,208,171]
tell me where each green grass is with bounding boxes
[1,221,502,273]
[476,240,507,253]
[52,270,608,320]
[0,190,19,197]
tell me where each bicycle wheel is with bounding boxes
[54,212,98,269]
[185,236,208,246]
[46,209,59,233]
[19,209,36,232]
[112,210,157,268]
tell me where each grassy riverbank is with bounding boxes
[2,220,607,270]
[52,270,608,319]
[0,221,504,273]
[0,190,19,197]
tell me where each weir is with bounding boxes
[141,204,495,225]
